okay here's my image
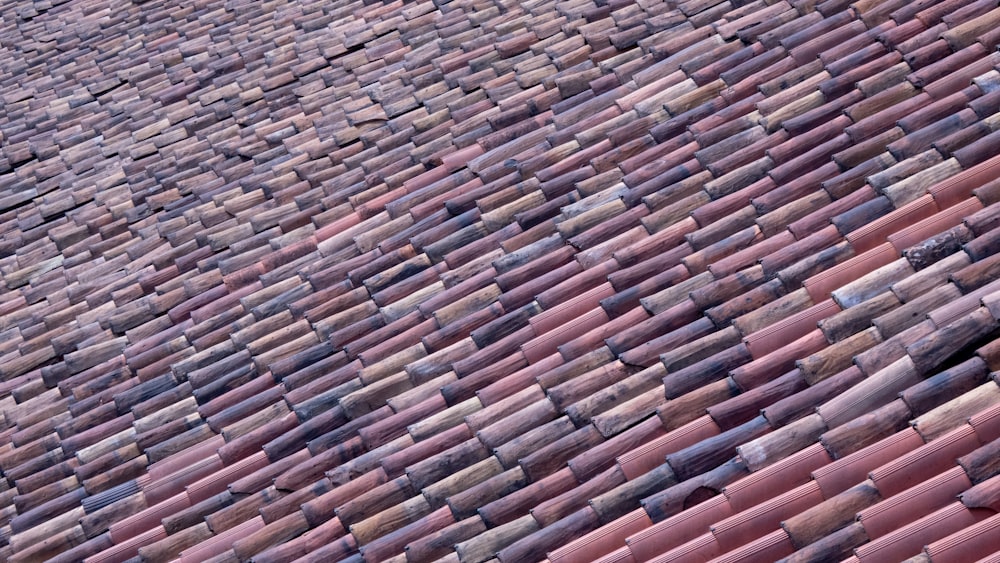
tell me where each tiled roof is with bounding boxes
[0,0,999,561]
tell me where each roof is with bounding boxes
[1,0,999,561]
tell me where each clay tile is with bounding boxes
[900,223,975,272]
[769,364,865,423]
[745,298,839,358]
[497,506,603,563]
[890,109,979,162]
[814,426,924,498]
[628,494,726,560]
[965,219,1000,262]
[686,96,760,147]
[618,130,691,182]
[976,332,1000,373]
[757,185,832,234]
[823,52,903,101]
[915,40,988,85]
[545,359,630,418]
[925,511,1000,562]
[782,8,857,53]
[618,243,691,294]
[364,506,457,562]
[650,98,726,142]
[666,416,771,482]
[803,243,899,303]
[711,369,809,429]
[289,532,360,563]
[847,90,933,143]
[86,525,168,563]
[566,416,665,483]
[103,487,188,544]
[475,468,574,529]
[590,464,679,527]
[910,306,999,375]
[531,467,627,531]
[726,441,832,512]
[860,465,973,540]
[14,0,1000,561]
[715,528,798,562]
[619,150,707,205]
[681,226,760,277]
[655,531,723,563]
[905,355,991,415]
[875,284,962,339]
[251,515,345,561]
[609,299,702,357]
[819,354,920,427]
[763,228,847,283]
[955,127,1000,170]
[695,125,766,170]
[453,362,537,420]
[731,287,812,338]
[891,240,969,294]
[687,180,769,231]
[914,381,1000,444]
[904,36,951,70]
[945,0,1000,25]
[793,487,870,549]
[908,0,969,27]
[722,2,798,42]
[934,121,996,161]
[492,414,574,470]
[339,476,418,535]
[933,55,1000,104]
[858,322,937,380]
[177,516,265,563]
[821,291,901,343]
[786,521,872,562]
[854,503,981,562]
[757,10,823,49]
[960,470,1000,513]
[830,149,893,195]
[617,415,721,481]
[821,33,885,74]
[964,206,1000,248]
[759,69,828,130]
[966,398,1000,442]
[496,246,574,300]
[550,508,650,563]
[530,282,615,335]
[872,423,980,499]
[743,412,829,483]
[45,532,113,563]
[405,517,489,560]
[618,316,715,369]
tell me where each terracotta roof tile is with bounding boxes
[855,502,986,562]
[922,511,1000,562]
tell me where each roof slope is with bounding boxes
[1,0,1000,562]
